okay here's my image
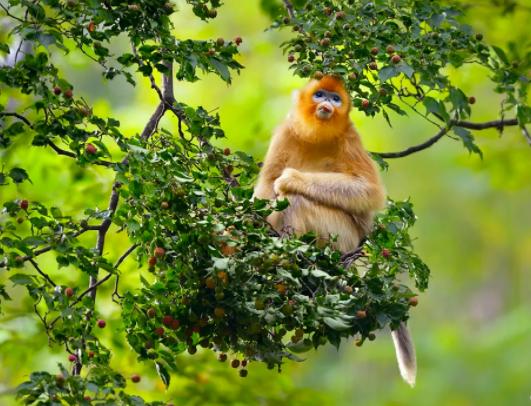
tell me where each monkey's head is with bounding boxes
[292,75,351,143]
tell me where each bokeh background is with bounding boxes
[1,1,530,405]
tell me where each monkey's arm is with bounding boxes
[274,168,385,214]
[253,127,289,200]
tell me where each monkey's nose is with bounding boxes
[320,105,331,113]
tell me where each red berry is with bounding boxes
[88,21,95,33]
[68,354,77,362]
[348,72,357,81]
[314,71,324,80]
[53,87,62,95]
[146,308,156,318]
[19,200,29,210]
[468,96,476,104]
[64,88,73,99]
[382,248,391,258]
[409,296,419,307]
[335,11,345,19]
[370,47,379,55]
[231,359,240,368]
[218,353,227,362]
[85,143,97,155]
[160,201,169,209]
[320,38,331,47]
[83,396,92,401]
[241,359,248,367]
[369,61,378,70]
[361,99,370,109]
[234,36,243,45]
[154,327,164,337]
[207,48,216,56]
[391,54,401,64]
[356,310,367,319]
[65,287,74,298]
[287,54,295,63]
[97,319,106,328]
[170,319,180,330]
[148,256,157,267]
[131,374,141,383]
[88,351,95,358]
[154,247,165,257]
[386,45,395,54]
[223,148,231,156]
[162,315,174,327]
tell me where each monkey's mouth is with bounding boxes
[316,102,334,120]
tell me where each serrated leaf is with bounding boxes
[323,316,352,331]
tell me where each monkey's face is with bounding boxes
[312,89,343,120]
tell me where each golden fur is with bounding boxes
[254,76,385,252]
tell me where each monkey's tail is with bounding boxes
[390,321,416,387]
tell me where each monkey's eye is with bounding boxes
[314,91,324,98]
[332,95,341,103]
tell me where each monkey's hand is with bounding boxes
[274,168,385,214]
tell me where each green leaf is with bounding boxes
[378,66,398,82]
[453,127,482,157]
[210,59,231,83]
[8,168,30,184]
[323,317,352,331]
[155,362,170,388]
[9,274,34,286]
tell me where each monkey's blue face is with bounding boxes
[313,89,342,120]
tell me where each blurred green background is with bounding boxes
[1,1,530,405]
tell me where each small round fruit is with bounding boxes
[368,333,376,341]
[379,88,387,96]
[65,287,74,298]
[231,359,240,368]
[85,143,97,155]
[88,21,95,33]
[324,7,332,16]
[241,359,248,367]
[361,99,370,109]
[391,54,401,64]
[207,48,216,56]
[55,373,65,385]
[468,96,476,104]
[160,201,169,209]
[344,285,353,294]
[97,319,106,328]
[234,36,243,45]
[382,248,391,258]
[369,61,378,70]
[214,307,225,318]
[239,369,248,377]
[370,47,379,55]
[216,37,224,46]
[386,45,395,54]
[154,247,165,257]
[68,354,77,362]
[148,256,157,267]
[154,327,164,337]
[53,87,62,95]
[170,319,180,330]
[475,33,483,41]
[131,374,141,383]
[356,310,367,319]
[287,54,295,63]
[205,277,216,289]
[208,9,217,18]
[320,38,331,47]
[88,351,95,358]
[313,71,324,79]
[19,200,29,210]
[64,89,73,98]
[409,296,419,307]
[162,315,174,327]
[282,17,290,24]
[335,11,345,19]
[223,147,231,156]
[83,396,92,401]
[348,72,357,81]
[218,353,227,362]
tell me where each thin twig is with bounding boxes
[373,118,521,159]
[47,140,115,167]
[282,0,296,19]
[0,112,33,127]
[28,259,57,287]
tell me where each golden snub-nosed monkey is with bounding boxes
[254,75,417,386]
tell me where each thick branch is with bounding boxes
[0,111,32,127]
[373,118,522,159]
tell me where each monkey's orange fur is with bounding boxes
[254,76,386,252]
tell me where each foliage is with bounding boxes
[0,0,528,404]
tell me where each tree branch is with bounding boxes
[0,111,32,127]
[47,140,115,167]
[373,118,522,159]
[28,258,57,287]
[282,0,296,19]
